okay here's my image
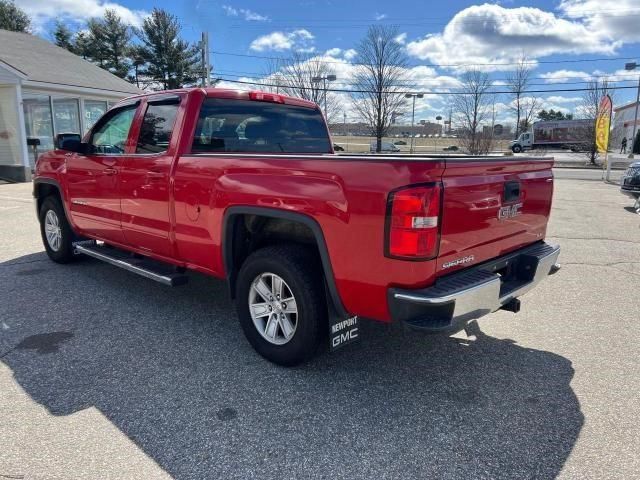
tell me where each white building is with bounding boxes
[0,29,141,182]
[612,100,640,152]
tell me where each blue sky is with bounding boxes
[16,0,640,124]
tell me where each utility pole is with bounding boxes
[200,32,210,87]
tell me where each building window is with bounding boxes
[84,100,107,133]
[53,98,80,136]
[23,94,54,162]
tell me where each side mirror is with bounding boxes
[56,133,87,153]
[56,133,82,151]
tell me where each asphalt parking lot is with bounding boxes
[1,173,639,479]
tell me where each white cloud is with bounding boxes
[559,0,640,43]
[250,29,314,52]
[539,70,593,83]
[545,95,582,104]
[406,3,619,72]
[18,0,148,29]
[343,49,357,61]
[222,4,269,21]
[325,48,342,57]
[374,13,387,21]
[394,33,407,45]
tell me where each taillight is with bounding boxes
[385,183,441,259]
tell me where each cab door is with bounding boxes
[65,102,139,243]
[118,95,182,258]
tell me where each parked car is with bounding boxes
[394,140,407,146]
[33,88,560,366]
[621,161,640,212]
[333,143,345,151]
[370,141,400,153]
[443,145,459,151]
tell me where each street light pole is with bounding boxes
[312,75,337,119]
[625,62,639,158]
[405,93,423,154]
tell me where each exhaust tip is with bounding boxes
[549,263,561,275]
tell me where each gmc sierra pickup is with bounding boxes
[33,88,560,365]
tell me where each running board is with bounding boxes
[74,243,188,286]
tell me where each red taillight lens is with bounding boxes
[386,184,441,259]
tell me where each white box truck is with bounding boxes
[510,119,594,153]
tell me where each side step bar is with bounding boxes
[74,242,188,286]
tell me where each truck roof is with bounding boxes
[116,87,320,110]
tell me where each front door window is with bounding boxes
[90,106,137,154]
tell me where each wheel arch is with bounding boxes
[33,178,63,214]
[222,206,348,318]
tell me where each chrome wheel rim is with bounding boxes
[44,210,62,252]
[249,272,298,345]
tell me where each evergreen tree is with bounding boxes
[52,21,75,52]
[0,0,31,32]
[136,9,201,90]
[633,130,640,155]
[94,10,133,79]
[537,109,573,121]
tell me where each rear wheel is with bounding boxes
[235,244,326,366]
[39,196,76,263]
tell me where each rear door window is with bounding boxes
[136,100,180,154]
[192,98,331,154]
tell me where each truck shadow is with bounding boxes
[1,254,583,480]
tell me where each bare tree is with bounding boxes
[453,69,494,155]
[350,25,408,152]
[506,56,535,139]
[578,79,614,165]
[519,96,540,135]
[266,52,341,122]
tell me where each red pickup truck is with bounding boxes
[33,88,560,365]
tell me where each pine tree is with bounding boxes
[83,10,132,78]
[136,9,201,90]
[96,10,133,79]
[0,0,31,32]
[52,21,75,52]
[633,131,640,155]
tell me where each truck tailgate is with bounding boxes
[437,157,554,276]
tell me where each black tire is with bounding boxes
[512,145,522,153]
[235,244,326,366]
[39,196,76,263]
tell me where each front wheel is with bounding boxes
[235,244,326,366]
[39,196,76,263]
[512,145,522,153]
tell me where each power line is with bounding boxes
[210,50,639,68]
[214,76,640,95]
[213,71,639,90]
[212,67,640,86]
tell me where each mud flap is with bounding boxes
[327,292,359,351]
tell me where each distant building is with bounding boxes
[611,100,640,151]
[0,29,141,182]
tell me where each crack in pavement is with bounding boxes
[548,235,640,245]
[559,262,640,279]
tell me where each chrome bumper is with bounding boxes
[388,242,560,332]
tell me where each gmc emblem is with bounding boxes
[498,202,523,221]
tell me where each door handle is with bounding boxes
[104,167,117,176]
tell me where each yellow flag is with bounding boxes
[596,95,612,154]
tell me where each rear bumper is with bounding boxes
[388,242,560,332]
